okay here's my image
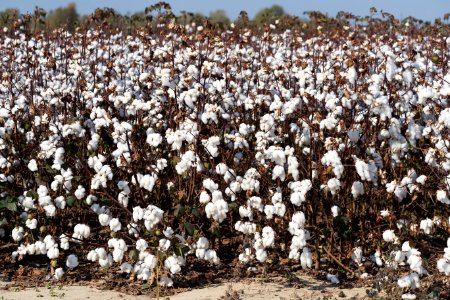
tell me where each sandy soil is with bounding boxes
[0,275,377,300]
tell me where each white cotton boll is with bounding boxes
[264,205,275,219]
[373,251,383,266]
[196,237,209,250]
[74,224,91,239]
[144,254,157,269]
[436,190,450,205]
[28,159,38,172]
[437,258,450,275]
[216,163,228,175]
[300,247,312,269]
[199,191,211,204]
[204,249,220,264]
[120,262,133,273]
[331,205,340,218]
[146,131,163,147]
[327,178,341,196]
[109,218,122,232]
[54,268,64,281]
[402,293,417,300]
[255,249,267,263]
[99,254,113,269]
[272,165,286,181]
[54,196,66,209]
[398,273,420,289]
[159,276,173,287]
[136,239,148,252]
[98,213,111,226]
[74,185,86,200]
[203,178,218,192]
[47,247,60,259]
[164,256,182,274]
[112,248,125,262]
[326,274,339,284]
[262,227,275,248]
[87,250,99,262]
[351,181,364,198]
[66,254,79,269]
[416,175,427,185]
[383,230,397,243]
[419,218,433,235]
[352,247,363,266]
[26,218,37,230]
[159,238,171,251]
[12,227,24,242]
[321,150,344,179]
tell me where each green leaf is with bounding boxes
[73,176,82,182]
[0,197,17,211]
[191,207,200,218]
[26,191,39,200]
[184,222,195,236]
[174,244,190,257]
[66,196,77,207]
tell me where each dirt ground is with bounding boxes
[0,275,378,300]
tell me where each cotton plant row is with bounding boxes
[0,21,448,296]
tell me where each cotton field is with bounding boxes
[0,12,449,299]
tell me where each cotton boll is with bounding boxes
[98,213,111,226]
[331,205,340,218]
[164,255,182,274]
[144,254,157,269]
[136,239,148,252]
[109,218,122,232]
[300,247,312,269]
[351,247,363,266]
[436,190,450,205]
[327,178,341,196]
[272,165,286,181]
[159,276,173,287]
[159,238,171,251]
[74,185,86,200]
[120,262,133,273]
[28,159,38,172]
[262,227,275,248]
[204,249,220,264]
[402,293,416,300]
[26,218,37,230]
[199,191,211,204]
[351,181,364,198]
[326,273,339,284]
[255,249,267,263]
[383,230,397,243]
[47,247,59,259]
[66,254,78,269]
[12,227,24,242]
[419,218,433,235]
[54,268,64,280]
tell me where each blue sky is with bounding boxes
[1,1,449,21]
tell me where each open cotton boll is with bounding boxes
[402,293,417,300]
[383,230,397,243]
[27,159,38,172]
[204,249,220,264]
[331,205,340,218]
[136,239,148,252]
[54,268,64,281]
[66,254,78,269]
[272,165,286,181]
[300,247,312,269]
[327,178,341,196]
[352,247,363,266]
[73,224,91,239]
[25,218,37,230]
[351,181,364,198]
[47,247,60,259]
[419,218,433,235]
[164,255,182,274]
[436,190,450,205]
[12,227,24,242]
[321,150,344,179]
[159,276,173,287]
[326,273,339,284]
[262,226,275,248]
[109,218,122,232]
[397,273,420,289]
